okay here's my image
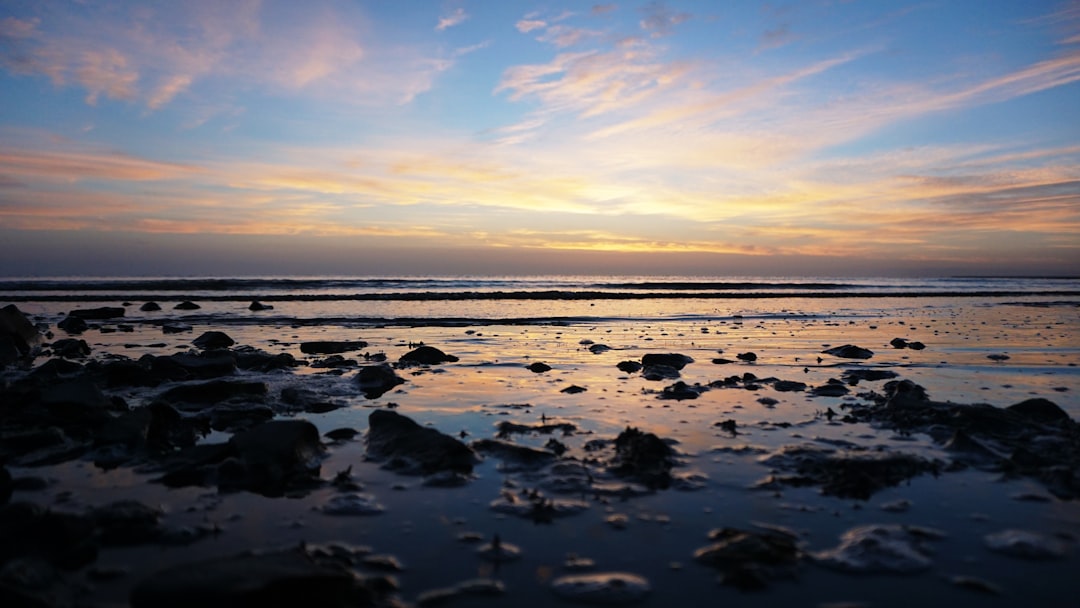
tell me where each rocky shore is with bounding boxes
[1,301,1077,607]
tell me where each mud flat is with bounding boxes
[1,292,1078,607]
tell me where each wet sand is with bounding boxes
[2,296,1078,607]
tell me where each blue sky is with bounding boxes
[0,0,1078,276]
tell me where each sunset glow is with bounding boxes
[1,1,1078,276]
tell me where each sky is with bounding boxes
[0,0,1078,277]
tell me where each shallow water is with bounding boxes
[3,281,1079,607]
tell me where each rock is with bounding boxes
[139,302,161,312]
[0,502,98,569]
[472,439,557,469]
[889,338,908,349]
[907,341,926,350]
[756,443,940,500]
[841,369,898,383]
[129,546,373,608]
[355,364,405,399]
[611,427,674,488]
[399,345,458,365]
[641,364,680,381]
[736,352,757,362]
[616,360,642,373]
[658,381,703,400]
[588,344,612,354]
[641,353,693,370]
[813,524,945,573]
[550,572,651,605]
[489,492,589,522]
[192,331,235,350]
[160,350,237,379]
[987,353,1010,361]
[822,344,874,359]
[69,307,125,320]
[0,465,11,504]
[693,527,801,590]
[232,346,299,371]
[321,493,385,516]
[282,386,342,413]
[476,536,522,562]
[173,301,200,310]
[91,499,162,545]
[417,578,505,606]
[0,304,42,364]
[983,529,1069,560]
[50,338,90,359]
[526,361,552,373]
[773,380,806,392]
[366,410,476,475]
[40,380,111,424]
[300,340,368,355]
[810,380,850,397]
[161,322,192,334]
[248,301,273,311]
[1006,398,1070,424]
[160,380,266,405]
[225,420,325,496]
[57,315,88,334]
[561,385,587,394]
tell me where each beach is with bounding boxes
[1,276,1078,607]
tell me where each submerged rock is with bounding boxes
[355,364,405,399]
[641,353,693,370]
[983,529,1070,560]
[812,524,945,573]
[693,527,801,590]
[756,444,940,500]
[192,331,235,350]
[550,572,651,605]
[321,493,385,516]
[366,410,476,475]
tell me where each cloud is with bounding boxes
[639,1,691,38]
[516,19,546,33]
[591,5,618,17]
[436,8,468,31]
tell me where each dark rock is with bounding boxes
[658,381,703,400]
[711,358,735,365]
[1006,398,1070,424]
[69,307,125,320]
[611,427,674,488]
[757,443,940,500]
[0,304,42,364]
[91,499,162,545]
[561,385,587,394]
[890,338,908,349]
[694,527,801,590]
[300,340,369,355]
[192,331,235,350]
[526,362,552,373]
[641,353,693,370]
[841,369,899,384]
[50,338,90,359]
[907,341,926,350]
[736,352,757,362]
[400,345,458,365]
[0,502,98,569]
[129,546,376,608]
[160,350,237,379]
[616,360,642,373]
[57,315,88,335]
[472,439,557,468]
[822,344,874,359]
[0,465,11,504]
[355,364,405,399]
[248,301,273,311]
[811,380,850,397]
[209,402,276,432]
[282,386,342,413]
[226,420,325,496]
[642,364,680,381]
[159,379,267,405]
[173,301,200,310]
[366,409,476,475]
[311,355,358,369]
[325,428,359,441]
[773,380,807,392]
[139,302,161,312]
[40,380,111,425]
[233,346,300,371]
[161,322,192,334]
[588,343,612,354]
[496,420,576,437]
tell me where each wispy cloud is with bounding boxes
[436,8,468,32]
[639,1,691,38]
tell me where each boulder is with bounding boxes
[173,301,200,310]
[355,364,405,399]
[366,409,476,475]
[641,353,693,370]
[616,360,643,373]
[611,427,674,488]
[248,301,273,311]
[225,420,325,496]
[1006,398,1070,424]
[139,302,162,312]
[192,331,235,350]
[159,380,267,405]
[0,304,41,364]
[526,362,552,373]
[51,338,91,359]
[57,315,88,334]
[400,345,458,365]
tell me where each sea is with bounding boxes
[2,274,1079,607]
